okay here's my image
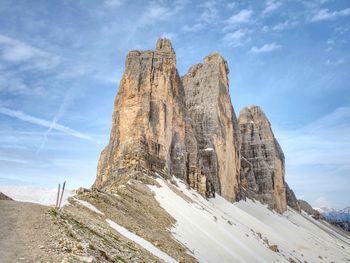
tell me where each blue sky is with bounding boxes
[0,0,349,208]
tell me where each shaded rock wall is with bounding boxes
[182,53,240,201]
[285,183,300,211]
[238,106,287,213]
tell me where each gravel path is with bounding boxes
[0,200,64,263]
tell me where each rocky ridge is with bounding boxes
[95,38,299,213]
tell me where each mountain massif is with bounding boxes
[95,38,298,213]
[2,38,350,263]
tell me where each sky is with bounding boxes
[0,0,349,209]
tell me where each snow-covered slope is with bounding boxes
[149,177,350,263]
[0,186,74,206]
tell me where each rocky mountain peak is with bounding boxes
[155,38,175,54]
[239,105,287,213]
[95,38,298,213]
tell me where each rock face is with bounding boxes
[238,106,287,213]
[182,53,240,201]
[298,200,321,218]
[95,38,187,189]
[0,192,12,200]
[95,38,240,201]
[95,38,299,212]
[285,183,300,211]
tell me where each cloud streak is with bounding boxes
[311,8,350,22]
[250,43,281,53]
[262,0,282,15]
[0,107,95,142]
[0,34,61,70]
[226,9,253,25]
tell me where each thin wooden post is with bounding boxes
[55,184,61,208]
[58,181,66,209]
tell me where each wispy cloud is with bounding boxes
[250,42,281,53]
[262,0,282,15]
[222,29,251,47]
[271,20,298,31]
[0,107,95,142]
[0,73,44,96]
[311,8,350,22]
[226,9,253,25]
[182,1,217,32]
[325,58,344,66]
[0,34,61,70]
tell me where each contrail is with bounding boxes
[37,88,73,153]
[0,106,95,142]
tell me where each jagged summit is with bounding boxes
[156,37,175,53]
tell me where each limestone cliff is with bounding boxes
[182,53,240,201]
[95,38,240,201]
[95,38,300,212]
[238,106,287,213]
[95,38,188,189]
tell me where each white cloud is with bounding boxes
[226,9,253,25]
[182,1,217,33]
[250,42,281,53]
[311,8,350,22]
[0,73,44,96]
[198,1,218,23]
[314,196,331,208]
[182,23,205,32]
[325,58,344,66]
[0,107,95,142]
[272,20,298,31]
[262,0,282,15]
[222,29,251,47]
[0,34,61,70]
[160,32,177,40]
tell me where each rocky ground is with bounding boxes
[0,173,196,263]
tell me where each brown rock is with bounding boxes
[238,105,287,213]
[0,192,13,200]
[94,38,188,189]
[269,245,279,252]
[298,199,321,218]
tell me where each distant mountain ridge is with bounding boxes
[316,207,350,232]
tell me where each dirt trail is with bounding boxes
[0,200,64,263]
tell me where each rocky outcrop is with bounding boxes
[299,199,321,219]
[95,39,240,201]
[285,183,300,211]
[0,192,12,200]
[95,38,188,189]
[238,106,287,213]
[95,38,299,211]
[182,53,240,201]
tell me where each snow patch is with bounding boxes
[74,198,104,215]
[106,219,177,263]
[149,178,350,263]
[203,148,214,151]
